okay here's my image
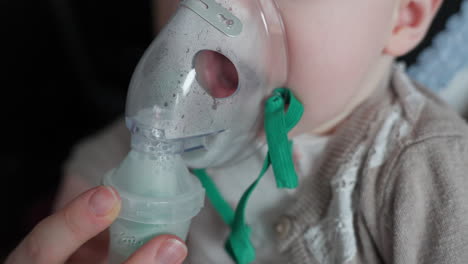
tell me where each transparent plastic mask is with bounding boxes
[126,0,288,168]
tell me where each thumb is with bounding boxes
[124,235,187,264]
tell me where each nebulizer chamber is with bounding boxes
[103,0,288,262]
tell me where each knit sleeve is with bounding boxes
[379,135,468,263]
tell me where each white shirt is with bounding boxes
[187,134,329,264]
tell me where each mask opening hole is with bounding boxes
[193,50,239,99]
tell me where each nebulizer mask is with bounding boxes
[103,0,303,263]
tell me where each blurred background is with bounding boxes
[0,0,464,260]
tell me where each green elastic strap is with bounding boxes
[192,88,303,264]
[265,88,304,188]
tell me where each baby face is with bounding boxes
[274,0,399,134]
[154,0,401,134]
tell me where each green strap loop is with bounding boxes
[192,88,304,264]
[265,88,303,188]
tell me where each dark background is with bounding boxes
[0,0,464,260]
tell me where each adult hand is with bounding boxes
[6,186,188,264]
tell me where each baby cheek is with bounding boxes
[286,13,393,131]
[286,41,369,125]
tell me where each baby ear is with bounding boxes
[384,0,443,56]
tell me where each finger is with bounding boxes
[6,186,121,264]
[124,235,187,264]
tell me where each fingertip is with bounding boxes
[155,237,188,264]
[106,200,121,221]
[101,186,122,221]
[105,185,121,201]
[150,234,184,243]
[124,235,187,264]
[88,186,121,221]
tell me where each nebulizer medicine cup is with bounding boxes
[103,137,205,263]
